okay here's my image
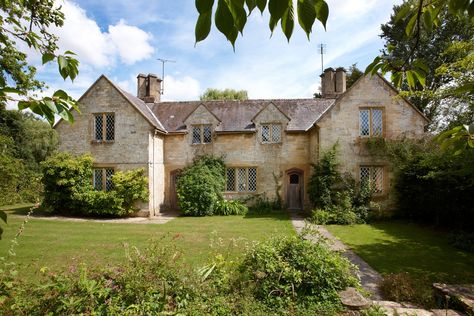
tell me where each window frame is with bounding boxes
[225,167,258,193]
[359,107,384,138]
[359,165,384,195]
[93,112,115,143]
[93,167,115,191]
[191,124,212,145]
[261,123,282,144]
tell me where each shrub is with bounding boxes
[215,199,248,215]
[177,155,226,216]
[370,137,474,231]
[247,193,283,214]
[308,143,340,209]
[239,235,359,307]
[448,231,474,253]
[308,144,373,225]
[41,152,94,214]
[41,153,148,217]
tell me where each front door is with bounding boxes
[170,170,181,211]
[287,171,303,210]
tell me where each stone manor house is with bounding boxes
[55,68,429,216]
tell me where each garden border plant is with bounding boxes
[41,152,148,217]
[308,143,373,225]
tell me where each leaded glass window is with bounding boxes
[191,125,212,144]
[225,167,257,192]
[93,168,115,191]
[360,166,384,194]
[94,113,114,141]
[262,123,281,143]
[359,108,383,137]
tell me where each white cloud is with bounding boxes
[162,75,200,101]
[107,20,154,65]
[53,1,154,68]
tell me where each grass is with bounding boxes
[0,205,294,281]
[326,221,474,284]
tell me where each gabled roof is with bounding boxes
[150,99,335,133]
[54,75,166,133]
[314,73,430,126]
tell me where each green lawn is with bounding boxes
[326,221,474,283]
[0,205,294,280]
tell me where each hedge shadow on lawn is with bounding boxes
[340,222,474,284]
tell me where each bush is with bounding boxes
[239,235,359,307]
[177,155,227,216]
[215,199,248,215]
[41,153,148,217]
[307,145,373,225]
[371,138,474,231]
[449,231,474,253]
[1,236,348,315]
[308,143,340,209]
[247,193,283,214]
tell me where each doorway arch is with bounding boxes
[285,169,304,210]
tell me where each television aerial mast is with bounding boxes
[318,43,326,74]
[157,58,176,95]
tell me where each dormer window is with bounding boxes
[192,124,212,144]
[261,124,281,143]
[93,113,115,142]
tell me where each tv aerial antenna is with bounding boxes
[157,58,176,95]
[318,43,326,74]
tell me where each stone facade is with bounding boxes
[55,70,428,216]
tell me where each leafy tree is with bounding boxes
[346,64,364,89]
[0,108,58,208]
[379,2,473,124]
[200,88,248,100]
[0,0,79,125]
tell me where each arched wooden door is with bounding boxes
[169,169,182,211]
[286,169,303,210]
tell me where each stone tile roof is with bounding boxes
[150,99,335,133]
[112,84,167,132]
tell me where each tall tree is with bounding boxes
[200,88,248,100]
[380,2,474,127]
[346,64,364,89]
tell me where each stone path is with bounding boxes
[26,211,178,224]
[289,212,383,299]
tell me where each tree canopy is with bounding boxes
[0,0,79,125]
[380,2,473,129]
[200,88,249,100]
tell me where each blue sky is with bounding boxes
[32,0,402,102]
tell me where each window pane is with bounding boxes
[226,168,235,191]
[95,115,103,140]
[105,169,115,191]
[372,167,384,193]
[248,168,257,191]
[237,168,246,192]
[372,109,383,137]
[106,114,115,140]
[262,125,270,142]
[359,110,369,136]
[203,125,212,143]
[192,126,201,144]
[271,124,281,142]
[93,169,103,190]
[360,167,370,189]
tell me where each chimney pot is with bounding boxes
[137,73,162,103]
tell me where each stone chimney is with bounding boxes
[137,73,162,103]
[320,67,346,98]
